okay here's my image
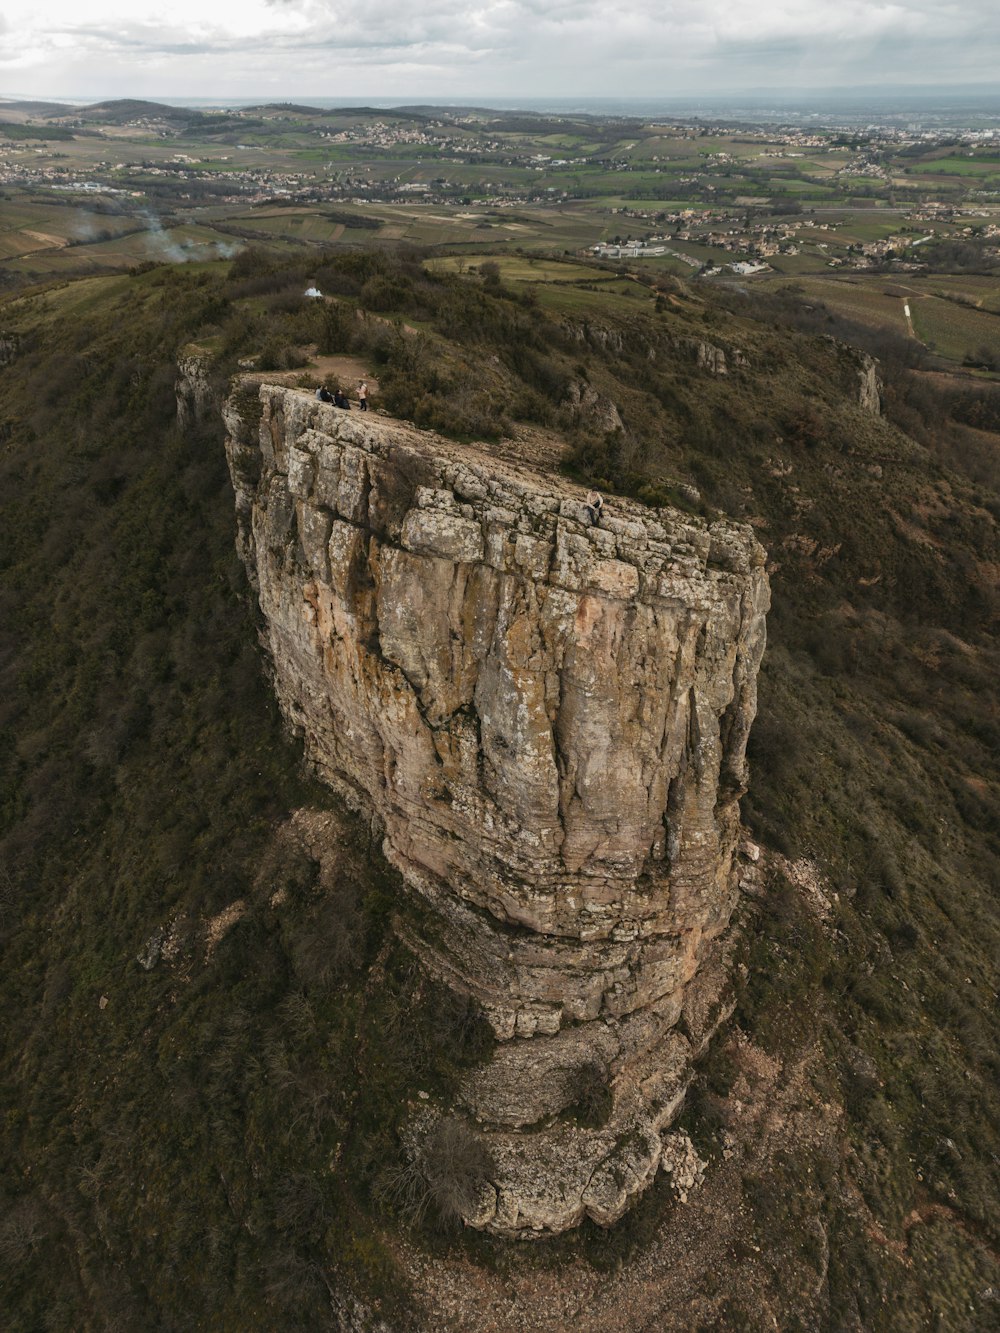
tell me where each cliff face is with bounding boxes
[225,385,769,1236]
[175,345,217,430]
[855,349,883,415]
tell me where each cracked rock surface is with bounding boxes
[225,385,769,1236]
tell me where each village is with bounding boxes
[590,198,1000,275]
[1,103,998,285]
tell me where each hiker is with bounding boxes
[585,490,604,525]
[358,380,368,411]
[334,388,350,409]
[316,386,334,404]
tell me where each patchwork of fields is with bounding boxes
[0,100,997,373]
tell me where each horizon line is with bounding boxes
[3,83,1000,108]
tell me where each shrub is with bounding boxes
[427,985,495,1066]
[257,339,308,371]
[566,1059,613,1128]
[420,1119,495,1230]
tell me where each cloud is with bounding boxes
[1,0,998,97]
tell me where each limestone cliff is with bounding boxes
[824,337,883,416]
[855,348,883,415]
[225,385,769,1237]
[176,344,218,429]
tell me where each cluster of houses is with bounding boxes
[319,120,458,150]
[591,241,666,259]
[835,157,891,181]
[0,150,325,205]
[589,197,1000,276]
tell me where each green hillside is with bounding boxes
[0,254,997,1328]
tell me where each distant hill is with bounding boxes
[81,99,203,124]
[256,102,326,116]
[242,103,432,122]
[0,99,75,120]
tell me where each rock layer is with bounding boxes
[225,385,769,1236]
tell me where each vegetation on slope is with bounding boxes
[0,268,490,1327]
[1,251,997,1328]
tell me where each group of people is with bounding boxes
[315,380,369,411]
[315,385,350,409]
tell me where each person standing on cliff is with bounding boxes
[358,380,368,411]
[585,490,604,525]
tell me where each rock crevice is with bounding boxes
[225,385,769,1235]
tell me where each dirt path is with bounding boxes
[308,353,379,393]
[22,229,67,250]
[253,350,380,408]
[902,297,919,340]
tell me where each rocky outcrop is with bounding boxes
[855,349,883,415]
[560,318,749,378]
[225,384,769,1237]
[0,332,21,367]
[176,344,218,428]
[562,378,624,434]
[682,338,750,376]
[826,338,882,416]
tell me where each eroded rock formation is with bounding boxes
[855,349,883,415]
[176,344,217,429]
[0,332,21,367]
[225,385,769,1237]
[825,337,883,416]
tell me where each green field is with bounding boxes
[909,294,1000,361]
[422,254,664,314]
[754,270,1000,366]
[908,156,1000,176]
[833,219,908,243]
[0,198,150,260]
[229,209,351,244]
[426,255,598,282]
[759,273,913,334]
[914,273,1000,313]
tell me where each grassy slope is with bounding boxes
[0,253,997,1328]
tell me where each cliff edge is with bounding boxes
[225,385,769,1236]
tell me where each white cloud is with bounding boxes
[0,1,997,98]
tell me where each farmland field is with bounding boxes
[426,256,604,282]
[5,222,238,276]
[0,99,997,338]
[908,294,1000,362]
[907,156,1000,176]
[759,274,914,335]
[910,273,1000,313]
[754,270,1000,367]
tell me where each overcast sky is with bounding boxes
[1,0,998,103]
